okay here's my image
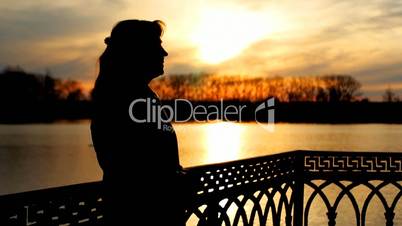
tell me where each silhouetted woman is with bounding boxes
[90,20,184,225]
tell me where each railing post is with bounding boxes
[385,210,395,226]
[327,208,337,226]
[293,151,304,226]
[206,197,220,226]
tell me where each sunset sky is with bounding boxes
[0,0,401,100]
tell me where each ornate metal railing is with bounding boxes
[0,182,103,225]
[0,150,401,226]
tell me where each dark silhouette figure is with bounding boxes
[90,20,184,225]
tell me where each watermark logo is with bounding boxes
[254,97,275,132]
[128,97,275,132]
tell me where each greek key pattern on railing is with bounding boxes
[304,153,402,173]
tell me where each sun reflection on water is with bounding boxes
[202,121,245,164]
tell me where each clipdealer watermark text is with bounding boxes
[128,98,275,132]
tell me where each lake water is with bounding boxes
[0,121,401,195]
[0,122,401,225]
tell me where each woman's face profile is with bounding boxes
[141,37,168,81]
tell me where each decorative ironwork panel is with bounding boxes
[183,152,298,226]
[0,182,103,225]
[303,180,402,226]
[302,151,402,226]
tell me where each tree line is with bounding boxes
[0,66,89,122]
[0,66,400,122]
[150,73,366,102]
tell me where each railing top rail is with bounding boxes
[297,150,402,156]
[185,150,402,171]
[0,181,101,204]
[183,150,402,183]
[185,150,301,171]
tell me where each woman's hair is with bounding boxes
[104,20,164,48]
[99,20,164,77]
[92,20,165,99]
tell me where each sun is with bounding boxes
[190,7,278,64]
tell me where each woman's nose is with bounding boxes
[162,47,168,57]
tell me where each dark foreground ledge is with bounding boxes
[1,150,401,226]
